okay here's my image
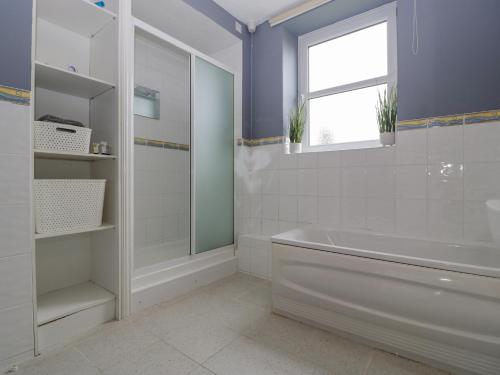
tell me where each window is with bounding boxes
[299,3,397,151]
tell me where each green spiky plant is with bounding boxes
[376,88,398,133]
[289,98,306,144]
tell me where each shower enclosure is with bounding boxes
[131,22,234,274]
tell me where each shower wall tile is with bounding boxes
[366,198,395,233]
[427,200,464,240]
[396,165,428,199]
[297,169,317,196]
[395,128,427,165]
[318,197,341,226]
[427,124,463,164]
[464,121,500,162]
[0,100,29,155]
[318,168,341,197]
[395,199,427,238]
[0,99,34,362]
[297,196,317,224]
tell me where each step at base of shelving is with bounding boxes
[38,298,115,353]
[37,281,115,326]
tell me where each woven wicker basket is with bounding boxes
[34,180,106,234]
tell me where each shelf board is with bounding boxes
[35,224,115,240]
[35,61,115,99]
[34,149,116,161]
[37,0,117,38]
[37,281,115,326]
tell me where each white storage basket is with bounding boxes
[34,121,92,153]
[34,180,106,234]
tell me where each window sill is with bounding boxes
[298,140,394,154]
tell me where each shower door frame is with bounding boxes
[121,16,236,317]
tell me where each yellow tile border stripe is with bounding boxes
[0,85,31,105]
[134,137,189,151]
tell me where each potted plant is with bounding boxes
[376,87,397,146]
[288,98,306,153]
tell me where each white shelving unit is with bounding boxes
[35,61,115,99]
[32,0,121,353]
[34,224,115,240]
[35,149,116,161]
[37,0,116,37]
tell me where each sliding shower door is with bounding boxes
[192,57,234,253]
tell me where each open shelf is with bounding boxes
[35,61,115,99]
[35,149,116,161]
[37,0,116,38]
[37,281,115,326]
[35,224,115,240]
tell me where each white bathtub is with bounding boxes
[271,226,500,375]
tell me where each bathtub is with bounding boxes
[271,226,500,375]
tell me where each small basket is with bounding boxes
[34,180,106,234]
[34,121,92,153]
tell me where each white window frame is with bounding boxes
[298,2,397,152]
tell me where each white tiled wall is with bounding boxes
[134,36,190,144]
[235,120,500,276]
[0,100,34,364]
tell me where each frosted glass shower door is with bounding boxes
[193,57,234,253]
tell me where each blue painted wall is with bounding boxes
[397,0,500,120]
[0,0,32,90]
[3,0,500,139]
[251,0,500,138]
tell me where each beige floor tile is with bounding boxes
[140,292,222,336]
[204,336,329,375]
[75,319,160,370]
[188,366,216,375]
[214,298,270,333]
[237,283,273,309]
[100,341,198,375]
[161,319,240,363]
[17,273,449,375]
[17,348,99,375]
[202,273,265,301]
[244,313,372,374]
[367,351,450,375]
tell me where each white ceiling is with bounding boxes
[213,0,306,27]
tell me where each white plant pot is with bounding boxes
[380,132,395,146]
[290,143,302,154]
[283,143,290,154]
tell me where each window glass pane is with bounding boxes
[309,22,387,92]
[309,84,386,146]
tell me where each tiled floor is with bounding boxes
[18,273,450,375]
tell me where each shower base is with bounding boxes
[131,245,237,312]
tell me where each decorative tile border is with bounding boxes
[396,118,428,131]
[428,114,463,128]
[397,108,500,131]
[0,85,31,106]
[237,136,286,147]
[134,137,189,151]
[464,110,500,125]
